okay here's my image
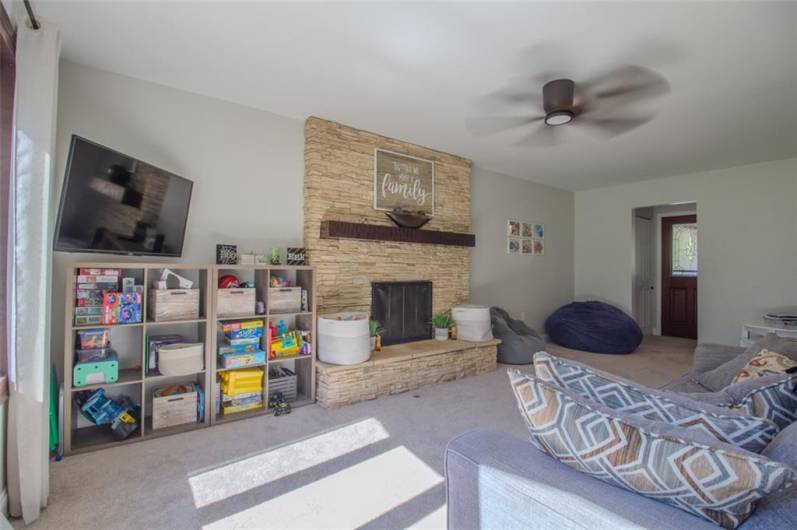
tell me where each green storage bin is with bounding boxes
[73,350,119,388]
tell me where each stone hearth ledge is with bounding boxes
[316,338,500,407]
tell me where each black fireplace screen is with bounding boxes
[371,281,432,346]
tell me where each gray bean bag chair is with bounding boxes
[490,307,544,365]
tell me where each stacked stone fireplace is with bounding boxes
[303,117,471,318]
[304,117,498,408]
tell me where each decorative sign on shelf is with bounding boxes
[287,247,307,266]
[373,148,435,216]
[216,244,238,265]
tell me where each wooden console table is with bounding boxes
[316,338,499,407]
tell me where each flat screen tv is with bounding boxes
[54,136,193,257]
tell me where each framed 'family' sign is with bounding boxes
[373,148,435,216]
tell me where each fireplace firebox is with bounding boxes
[371,281,432,346]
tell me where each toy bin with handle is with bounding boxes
[73,350,119,388]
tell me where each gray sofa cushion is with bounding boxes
[754,422,797,526]
[693,342,747,374]
[533,351,779,453]
[508,370,796,528]
[696,334,797,391]
[684,373,797,429]
[446,429,723,530]
[445,429,796,530]
[661,372,711,393]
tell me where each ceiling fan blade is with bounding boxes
[466,115,545,136]
[581,65,669,103]
[513,123,561,147]
[473,81,544,113]
[578,115,653,137]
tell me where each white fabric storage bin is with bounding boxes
[318,312,371,365]
[452,305,493,342]
[158,342,204,376]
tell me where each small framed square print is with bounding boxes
[507,238,520,254]
[507,220,521,237]
[521,239,533,254]
[533,239,545,255]
[521,222,532,238]
[533,223,545,239]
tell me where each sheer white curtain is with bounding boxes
[7,15,59,524]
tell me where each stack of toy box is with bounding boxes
[218,320,266,369]
[219,368,263,414]
[73,329,119,388]
[73,268,144,325]
[74,268,121,325]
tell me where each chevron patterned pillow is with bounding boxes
[533,351,779,453]
[720,375,797,430]
[508,370,796,529]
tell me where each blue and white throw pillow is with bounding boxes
[534,351,780,453]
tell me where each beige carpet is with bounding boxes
[21,336,694,529]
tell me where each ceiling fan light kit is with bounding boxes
[544,110,573,126]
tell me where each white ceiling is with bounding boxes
[33,1,797,190]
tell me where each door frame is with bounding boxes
[661,214,698,339]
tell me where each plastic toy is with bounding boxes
[75,388,138,440]
[269,391,291,416]
[77,329,110,349]
[218,274,240,289]
[270,275,292,288]
[76,346,111,363]
[219,368,263,396]
[271,331,300,357]
[270,247,281,265]
[223,320,264,340]
[218,349,266,369]
[73,350,119,387]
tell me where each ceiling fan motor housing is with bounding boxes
[543,78,575,125]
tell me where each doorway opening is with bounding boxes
[632,203,697,339]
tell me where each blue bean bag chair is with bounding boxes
[545,301,642,354]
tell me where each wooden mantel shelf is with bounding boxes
[320,220,475,247]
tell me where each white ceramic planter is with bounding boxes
[435,328,450,341]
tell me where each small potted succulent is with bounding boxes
[369,319,383,351]
[432,312,454,341]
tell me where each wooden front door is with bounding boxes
[661,215,697,339]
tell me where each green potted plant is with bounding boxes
[369,319,383,351]
[432,312,454,341]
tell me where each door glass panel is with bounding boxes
[671,223,697,276]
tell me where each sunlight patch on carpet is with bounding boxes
[203,446,443,529]
[189,417,390,507]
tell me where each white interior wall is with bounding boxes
[470,167,575,333]
[51,61,575,374]
[576,158,797,345]
[51,61,305,373]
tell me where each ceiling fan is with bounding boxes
[466,65,670,146]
